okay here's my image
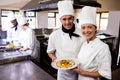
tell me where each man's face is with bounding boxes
[60,15,74,30]
[11,19,17,26]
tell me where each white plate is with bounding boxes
[51,58,79,70]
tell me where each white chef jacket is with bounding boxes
[7,25,22,44]
[47,27,84,80]
[78,38,111,80]
[19,28,40,59]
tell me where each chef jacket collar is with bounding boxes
[62,24,80,39]
[11,22,18,31]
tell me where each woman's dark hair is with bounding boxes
[23,23,29,26]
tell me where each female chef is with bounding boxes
[73,6,111,80]
[18,16,40,61]
[47,1,83,80]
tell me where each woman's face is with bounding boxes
[60,15,74,30]
[21,25,25,30]
[81,23,96,42]
[21,23,29,30]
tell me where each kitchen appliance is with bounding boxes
[22,0,101,11]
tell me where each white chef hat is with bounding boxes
[79,6,97,27]
[8,12,16,21]
[58,0,74,18]
[18,16,28,26]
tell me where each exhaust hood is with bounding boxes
[22,0,101,11]
[74,0,101,8]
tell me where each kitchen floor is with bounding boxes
[39,62,57,79]
[33,60,57,79]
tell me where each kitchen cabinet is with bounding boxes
[97,34,115,52]
[38,37,57,78]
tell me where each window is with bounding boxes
[47,12,109,30]
[56,13,61,28]
[1,10,36,30]
[26,11,36,17]
[1,10,14,31]
[48,13,55,28]
[48,12,61,29]
[25,11,36,29]
[97,12,109,30]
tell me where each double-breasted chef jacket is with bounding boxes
[78,38,111,80]
[7,25,22,44]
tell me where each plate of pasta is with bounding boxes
[51,58,79,70]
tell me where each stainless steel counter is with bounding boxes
[0,60,56,80]
[0,50,31,64]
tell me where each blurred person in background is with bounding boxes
[18,16,40,61]
[6,12,22,45]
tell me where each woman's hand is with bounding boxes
[73,64,101,78]
[48,52,56,62]
[51,56,56,62]
[73,64,84,75]
[20,47,29,51]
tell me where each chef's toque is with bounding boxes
[58,0,74,18]
[18,16,28,26]
[79,6,97,26]
[8,12,16,21]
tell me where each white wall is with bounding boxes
[36,11,48,28]
[106,11,120,49]
[97,0,120,11]
[74,9,81,28]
